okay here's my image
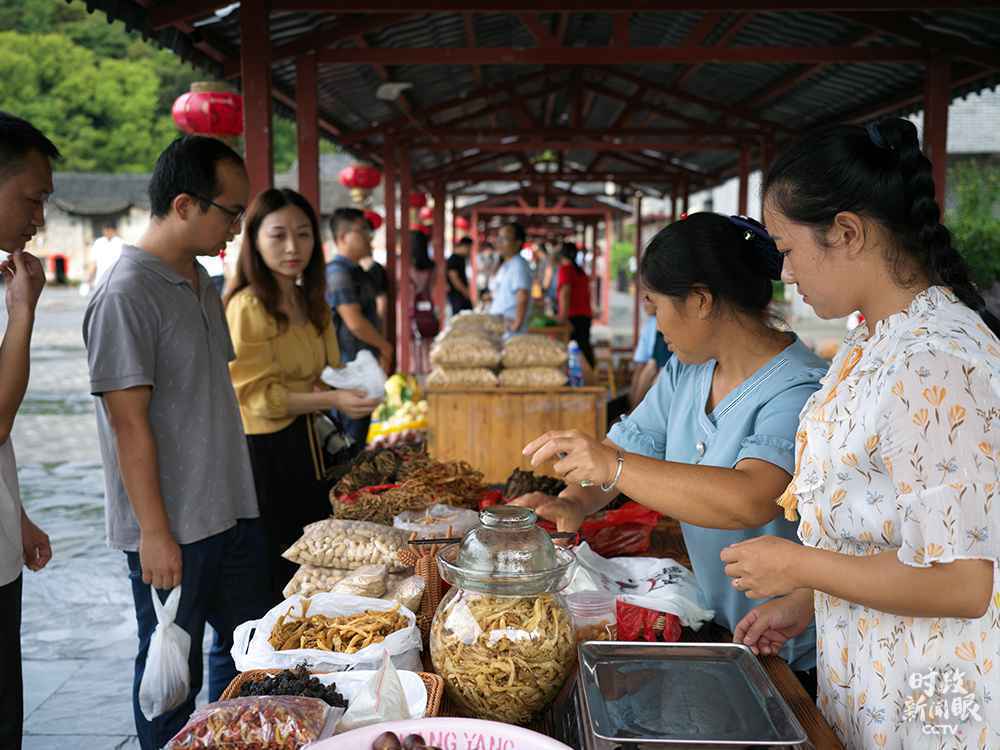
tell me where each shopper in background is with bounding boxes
[225,188,379,603]
[555,241,595,369]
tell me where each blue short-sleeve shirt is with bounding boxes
[488,254,533,333]
[608,335,828,671]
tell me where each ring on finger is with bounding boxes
[579,479,594,487]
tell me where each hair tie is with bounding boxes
[728,215,783,281]
[865,122,889,150]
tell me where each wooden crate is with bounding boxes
[426,386,607,484]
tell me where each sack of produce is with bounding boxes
[427,367,498,388]
[383,575,426,613]
[165,695,339,749]
[429,335,501,369]
[283,566,347,599]
[393,504,480,540]
[502,334,568,368]
[498,367,567,388]
[282,519,410,573]
[445,312,505,338]
[331,564,389,598]
[232,594,423,673]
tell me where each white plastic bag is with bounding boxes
[322,350,387,401]
[564,542,715,629]
[231,593,422,673]
[338,652,412,732]
[138,586,191,720]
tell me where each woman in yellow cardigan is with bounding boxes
[225,188,380,603]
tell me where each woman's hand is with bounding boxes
[21,513,52,572]
[329,389,381,419]
[522,430,617,488]
[720,535,807,599]
[508,491,588,534]
[732,589,815,656]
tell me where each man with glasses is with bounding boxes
[82,136,269,749]
[326,207,393,452]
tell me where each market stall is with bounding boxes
[159,446,842,749]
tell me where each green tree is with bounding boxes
[948,161,1000,290]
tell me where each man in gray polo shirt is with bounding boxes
[83,136,270,750]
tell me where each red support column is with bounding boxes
[432,184,447,323]
[760,137,773,217]
[240,0,273,196]
[602,211,612,326]
[470,209,480,305]
[738,144,750,216]
[399,150,413,374]
[632,193,642,350]
[925,57,951,212]
[295,53,319,214]
[383,143,397,353]
[682,176,690,216]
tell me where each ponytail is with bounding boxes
[765,117,1000,337]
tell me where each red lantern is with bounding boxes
[419,206,434,222]
[455,216,470,231]
[172,91,244,136]
[409,193,428,209]
[364,210,383,231]
[338,164,382,191]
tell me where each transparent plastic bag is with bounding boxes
[430,335,501,368]
[138,586,191,720]
[384,574,426,613]
[393,504,480,539]
[165,695,338,749]
[282,565,347,599]
[282,518,409,572]
[502,335,568,368]
[330,564,388,598]
[445,312,505,338]
[499,367,568,388]
[427,367,498,387]
[322,349,387,401]
[338,652,412,732]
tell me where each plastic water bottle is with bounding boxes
[567,341,584,387]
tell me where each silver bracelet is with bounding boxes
[601,451,625,493]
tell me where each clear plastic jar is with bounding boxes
[430,506,576,725]
[565,591,617,643]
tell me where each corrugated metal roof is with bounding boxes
[82,3,1000,196]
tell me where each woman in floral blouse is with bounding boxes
[721,118,1000,749]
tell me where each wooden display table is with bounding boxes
[426,386,607,484]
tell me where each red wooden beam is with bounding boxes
[612,13,632,48]
[518,13,560,47]
[674,12,755,90]
[384,143,398,350]
[437,171,681,182]
[416,126,758,138]
[241,0,273,195]
[398,149,413,374]
[270,1,997,11]
[632,193,642,348]
[316,46,932,65]
[412,140,742,152]
[678,11,724,46]
[924,56,951,212]
[149,0,228,30]
[477,207,616,216]
[737,143,750,216]
[295,54,320,214]
[602,210,613,325]
[432,184,447,323]
[222,13,418,76]
[583,79,714,129]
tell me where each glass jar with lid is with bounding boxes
[430,506,576,725]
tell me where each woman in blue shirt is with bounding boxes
[514,212,829,685]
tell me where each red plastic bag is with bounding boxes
[545,502,660,557]
[166,696,338,749]
[616,600,682,643]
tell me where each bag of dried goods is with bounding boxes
[282,566,347,599]
[165,695,338,749]
[429,335,501,369]
[331,564,389,598]
[282,519,409,573]
[426,368,498,388]
[446,312,505,338]
[501,335,568,368]
[430,592,575,725]
[393,504,480,539]
[232,594,423,673]
[383,574,426,613]
[498,367,567,388]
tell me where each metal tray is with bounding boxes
[578,641,808,747]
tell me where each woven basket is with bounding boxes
[219,668,444,717]
[398,542,447,643]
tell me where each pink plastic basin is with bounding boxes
[311,717,574,750]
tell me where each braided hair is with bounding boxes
[764,117,1000,336]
